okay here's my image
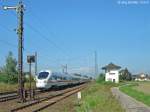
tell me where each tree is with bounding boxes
[120,68,132,81]
[97,73,105,82]
[1,51,18,83]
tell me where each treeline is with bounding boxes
[0,51,18,84]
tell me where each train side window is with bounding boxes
[51,76,56,80]
[57,77,61,80]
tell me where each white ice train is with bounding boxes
[36,70,89,89]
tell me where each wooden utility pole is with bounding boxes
[65,64,68,73]
[29,62,32,99]
[95,51,98,76]
[62,64,68,74]
[17,1,25,102]
[3,1,25,102]
[35,52,37,76]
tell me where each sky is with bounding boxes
[0,0,150,77]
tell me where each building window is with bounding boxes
[109,73,115,75]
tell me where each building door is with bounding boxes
[113,79,115,83]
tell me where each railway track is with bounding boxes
[0,89,41,102]
[0,93,18,102]
[0,82,86,102]
[0,91,17,96]
[0,91,18,102]
[11,84,86,112]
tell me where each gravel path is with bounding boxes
[111,87,150,112]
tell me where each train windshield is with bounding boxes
[38,72,49,79]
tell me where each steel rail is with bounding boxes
[11,84,86,112]
[32,86,85,112]
[0,89,40,102]
[0,91,17,96]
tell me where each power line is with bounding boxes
[1,1,93,74]
[0,39,17,48]
[8,2,71,64]
[0,16,49,59]
[24,22,69,56]
[0,23,16,33]
[95,51,98,76]
[23,3,70,57]
[0,2,70,74]
[0,38,60,69]
[0,36,93,73]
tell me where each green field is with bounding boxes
[120,82,150,106]
[76,82,125,112]
[133,82,150,94]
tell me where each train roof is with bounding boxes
[39,70,89,79]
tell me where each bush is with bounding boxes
[25,75,35,83]
[119,68,132,81]
[96,73,105,83]
[0,73,18,84]
[0,73,9,83]
[0,51,18,84]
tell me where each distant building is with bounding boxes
[132,73,150,81]
[102,63,121,83]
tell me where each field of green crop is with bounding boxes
[120,82,150,106]
[133,82,150,94]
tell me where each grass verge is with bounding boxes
[0,82,36,92]
[76,82,124,112]
[0,83,18,92]
[120,84,150,106]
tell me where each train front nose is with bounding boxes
[36,80,47,89]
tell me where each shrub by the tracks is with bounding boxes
[0,51,18,84]
[0,73,9,83]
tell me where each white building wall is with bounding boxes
[105,70,119,83]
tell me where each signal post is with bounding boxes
[27,55,35,100]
